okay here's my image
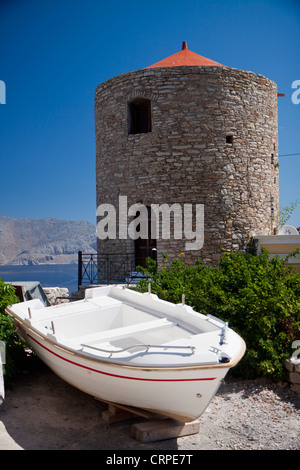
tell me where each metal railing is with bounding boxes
[77,251,156,289]
[80,343,195,357]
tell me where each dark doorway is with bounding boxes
[134,206,157,267]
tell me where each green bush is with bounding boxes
[0,279,26,384]
[134,249,300,381]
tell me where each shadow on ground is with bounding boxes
[0,356,180,450]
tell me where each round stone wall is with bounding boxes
[95,65,279,274]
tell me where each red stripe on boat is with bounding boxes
[27,333,216,383]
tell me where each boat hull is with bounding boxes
[15,321,232,422]
[8,286,246,422]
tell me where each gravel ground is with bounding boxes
[177,377,299,450]
[0,358,299,451]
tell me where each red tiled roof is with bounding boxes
[146,41,226,68]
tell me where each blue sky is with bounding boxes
[0,0,300,226]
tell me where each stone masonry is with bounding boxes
[43,287,69,305]
[95,64,279,279]
[285,358,300,394]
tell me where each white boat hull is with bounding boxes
[7,286,246,422]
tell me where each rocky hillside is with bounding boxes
[0,217,97,265]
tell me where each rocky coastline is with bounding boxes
[0,216,96,266]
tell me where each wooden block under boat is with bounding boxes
[100,400,200,442]
[100,400,162,423]
[131,419,200,443]
[101,405,136,424]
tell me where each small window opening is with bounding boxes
[128,98,151,135]
[226,135,233,144]
[271,196,274,216]
[271,153,274,164]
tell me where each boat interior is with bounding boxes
[11,287,228,361]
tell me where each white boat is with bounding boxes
[6,285,245,422]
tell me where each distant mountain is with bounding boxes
[0,217,97,265]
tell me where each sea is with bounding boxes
[0,264,79,296]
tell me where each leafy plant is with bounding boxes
[279,197,300,226]
[0,279,26,384]
[134,249,300,381]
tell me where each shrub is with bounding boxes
[0,279,26,384]
[134,249,300,381]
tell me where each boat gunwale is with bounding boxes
[8,309,246,372]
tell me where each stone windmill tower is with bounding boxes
[94,42,279,279]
